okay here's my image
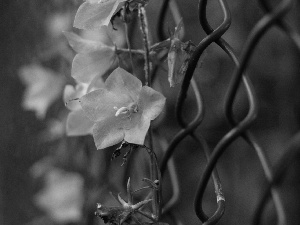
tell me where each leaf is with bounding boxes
[150,39,171,52]
[173,18,184,39]
[18,64,65,119]
[167,40,194,87]
[167,39,184,87]
[166,19,195,87]
[74,0,126,29]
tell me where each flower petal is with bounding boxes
[87,58,117,92]
[66,110,94,136]
[34,168,84,223]
[64,31,109,54]
[64,84,88,111]
[80,88,128,122]
[124,115,150,145]
[72,48,116,84]
[93,116,125,149]
[139,86,166,120]
[74,1,125,29]
[18,64,65,119]
[105,67,142,102]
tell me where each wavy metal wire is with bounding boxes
[157,0,300,224]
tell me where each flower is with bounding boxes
[64,29,118,84]
[74,0,126,29]
[18,64,65,119]
[63,27,122,136]
[74,0,150,29]
[79,67,166,149]
[63,72,107,136]
[64,83,94,136]
[34,167,84,223]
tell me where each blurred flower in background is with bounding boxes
[31,159,85,224]
[18,64,66,119]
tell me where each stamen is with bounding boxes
[65,98,80,106]
[113,103,139,119]
[114,107,129,117]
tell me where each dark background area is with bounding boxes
[1,1,300,225]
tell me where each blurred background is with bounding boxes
[1,0,300,225]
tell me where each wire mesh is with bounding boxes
[157,0,300,224]
[6,0,299,224]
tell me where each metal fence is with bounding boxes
[156,0,300,225]
[2,0,299,224]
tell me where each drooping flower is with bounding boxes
[64,29,118,84]
[18,64,65,119]
[64,83,93,136]
[74,0,150,29]
[74,0,126,29]
[33,167,84,223]
[63,77,105,136]
[79,67,166,149]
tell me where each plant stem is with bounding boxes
[143,146,161,220]
[116,48,144,55]
[139,4,161,220]
[124,22,135,75]
[138,4,151,86]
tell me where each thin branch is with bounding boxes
[124,22,135,74]
[138,4,151,86]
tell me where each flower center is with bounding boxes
[113,102,138,120]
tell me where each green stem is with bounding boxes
[138,4,160,219]
[124,22,135,74]
[116,48,144,55]
[138,4,151,86]
[143,146,161,220]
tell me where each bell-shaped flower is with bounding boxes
[18,64,65,119]
[79,67,166,149]
[64,29,118,84]
[64,76,105,136]
[64,83,93,136]
[74,0,151,29]
[33,167,84,223]
[74,0,126,29]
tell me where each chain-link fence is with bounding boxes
[1,0,300,225]
[157,0,300,224]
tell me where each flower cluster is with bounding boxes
[64,27,117,136]
[64,0,166,149]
